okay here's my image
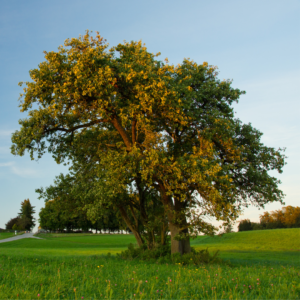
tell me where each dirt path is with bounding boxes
[0,232,43,243]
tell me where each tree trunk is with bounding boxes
[118,206,144,247]
[161,225,166,246]
[159,185,191,255]
[131,229,144,247]
[169,223,191,255]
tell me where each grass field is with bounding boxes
[0,232,24,240]
[0,229,299,299]
[192,228,300,266]
[0,232,15,240]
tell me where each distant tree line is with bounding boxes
[36,171,166,238]
[238,206,300,231]
[5,199,36,231]
[38,197,122,233]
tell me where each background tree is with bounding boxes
[224,222,234,233]
[237,206,300,231]
[5,217,21,230]
[18,199,36,230]
[39,200,68,232]
[250,222,264,230]
[11,31,286,254]
[238,219,252,231]
[260,206,300,229]
[37,168,167,246]
[281,206,300,228]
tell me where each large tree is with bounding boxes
[11,31,286,254]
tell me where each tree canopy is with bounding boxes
[11,31,286,254]
[37,173,122,233]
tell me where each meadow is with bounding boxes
[0,232,15,240]
[0,229,299,299]
[0,232,24,240]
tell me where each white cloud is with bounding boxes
[0,129,14,138]
[0,146,11,155]
[238,70,300,94]
[234,70,300,121]
[0,161,40,178]
[260,125,300,147]
[0,161,14,167]
[10,165,39,177]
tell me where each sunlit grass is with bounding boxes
[0,234,137,257]
[192,229,300,266]
[0,229,299,299]
[192,228,300,251]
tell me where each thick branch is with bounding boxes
[44,119,109,134]
[118,205,144,246]
[111,116,132,151]
[129,205,139,228]
[132,119,137,144]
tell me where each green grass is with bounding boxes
[1,255,299,299]
[192,228,300,251]
[0,233,137,256]
[191,228,300,266]
[0,229,299,299]
[0,232,15,240]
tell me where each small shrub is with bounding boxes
[118,243,170,260]
[171,248,221,265]
[118,243,222,265]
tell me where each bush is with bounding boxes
[12,224,19,230]
[251,222,264,230]
[118,243,171,261]
[5,217,20,230]
[171,248,221,265]
[118,243,222,265]
[238,219,252,231]
[266,222,284,229]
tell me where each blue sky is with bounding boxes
[0,0,299,231]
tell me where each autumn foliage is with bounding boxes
[260,206,300,229]
[238,206,300,231]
